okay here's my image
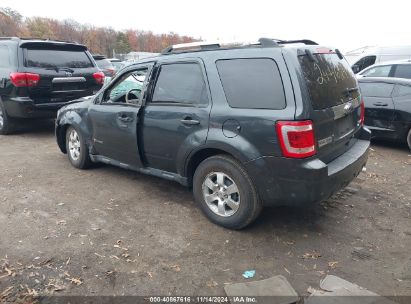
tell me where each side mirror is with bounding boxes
[352,65,360,74]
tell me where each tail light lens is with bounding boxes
[359,98,365,126]
[93,72,105,85]
[10,73,40,87]
[276,120,316,158]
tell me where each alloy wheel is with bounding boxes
[68,129,81,161]
[202,171,240,217]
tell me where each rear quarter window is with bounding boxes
[216,58,286,109]
[359,82,394,97]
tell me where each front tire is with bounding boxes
[0,100,15,135]
[407,128,411,151]
[193,155,262,229]
[66,126,91,169]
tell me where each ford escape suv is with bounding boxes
[0,37,105,135]
[55,38,371,229]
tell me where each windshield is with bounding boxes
[299,53,359,110]
[25,49,93,69]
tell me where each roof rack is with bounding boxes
[0,37,80,44]
[161,38,318,54]
[0,37,20,41]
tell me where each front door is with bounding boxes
[89,64,153,168]
[140,59,211,173]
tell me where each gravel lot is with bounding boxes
[0,121,410,302]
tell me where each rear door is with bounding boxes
[89,64,153,168]
[140,59,210,173]
[21,43,101,104]
[298,49,363,163]
[360,81,395,131]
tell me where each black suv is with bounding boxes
[0,37,105,134]
[55,38,371,229]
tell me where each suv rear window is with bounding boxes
[299,53,359,110]
[216,58,286,109]
[24,49,93,69]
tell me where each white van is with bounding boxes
[345,46,411,73]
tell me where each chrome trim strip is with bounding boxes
[52,77,86,83]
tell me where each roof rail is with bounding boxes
[0,37,80,44]
[0,37,20,41]
[18,37,80,44]
[273,39,318,46]
[161,38,318,54]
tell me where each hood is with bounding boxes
[62,95,95,109]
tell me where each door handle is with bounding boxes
[181,117,200,126]
[373,102,388,107]
[118,114,133,122]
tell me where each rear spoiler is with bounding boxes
[20,41,87,51]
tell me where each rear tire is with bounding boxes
[193,155,262,230]
[407,128,411,151]
[66,126,92,169]
[0,100,15,135]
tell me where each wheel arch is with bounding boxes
[56,110,91,154]
[184,142,252,186]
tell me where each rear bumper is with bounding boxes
[2,97,66,119]
[245,128,371,207]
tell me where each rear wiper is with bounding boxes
[58,67,75,73]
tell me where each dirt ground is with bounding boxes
[0,121,410,302]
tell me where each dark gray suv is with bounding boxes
[55,38,371,229]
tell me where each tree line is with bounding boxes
[0,7,195,56]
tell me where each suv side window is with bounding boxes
[355,56,377,72]
[104,68,148,104]
[359,82,394,97]
[362,65,392,77]
[152,63,208,106]
[216,58,286,109]
[0,45,10,68]
[393,65,411,79]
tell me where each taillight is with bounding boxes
[276,120,316,158]
[93,72,105,85]
[10,73,40,87]
[359,98,365,126]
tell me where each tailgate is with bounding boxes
[22,46,100,103]
[298,48,363,163]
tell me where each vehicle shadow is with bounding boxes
[96,163,327,233]
[370,139,409,152]
[12,119,55,135]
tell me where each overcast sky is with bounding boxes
[2,0,410,52]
